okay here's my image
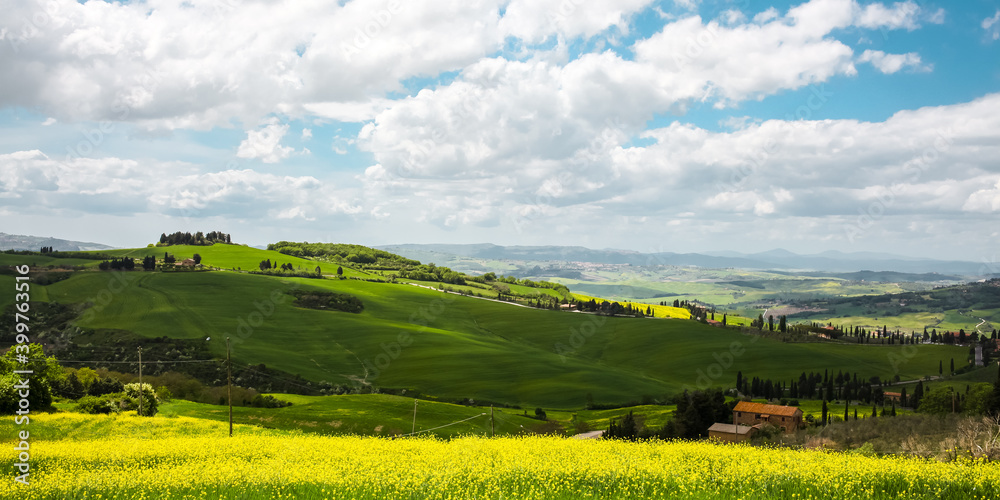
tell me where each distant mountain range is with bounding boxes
[379,243,993,277]
[0,232,115,252]
[1,231,990,276]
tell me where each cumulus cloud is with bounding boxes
[858,50,930,73]
[359,0,928,195]
[0,0,503,130]
[357,91,1000,240]
[963,179,1000,213]
[499,0,654,43]
[0,0,934,133]
[1,0,992,255]
[237,120,294,163]
[0,150,360,219]
[854,0,921,30]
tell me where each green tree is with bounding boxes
[986,363,1000,416]
[336,266,343,277]
[0,344,64,414]
[821,399,828,426]
[963,383,995,415]
[606,411,638,441]
[918,386,956,415]
[76,367,100,391]
[192,253,202,265]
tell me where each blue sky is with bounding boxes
[1,0,999,262]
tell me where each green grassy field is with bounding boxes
[7,244,969,410]
[157,393,548,437]
[21,256,963,409]
[552,275,926,307]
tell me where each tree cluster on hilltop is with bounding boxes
[158,231,231,246]
[98,257,136,271]
[267,241,419,267]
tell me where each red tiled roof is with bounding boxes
[733,401,802,417]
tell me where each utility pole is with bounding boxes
[411,399,418,435]
[491,406,495,438]
[137,347,143,417]
[227,337,233,437]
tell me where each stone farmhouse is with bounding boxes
[732,401,803,433]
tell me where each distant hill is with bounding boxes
[0,232,114,252]
[380,244,989,276]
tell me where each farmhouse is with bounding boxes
[177,258,197,267]
[707,423,756,443]
[884,392,902,403]
[732,401,803,433]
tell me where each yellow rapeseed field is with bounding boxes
[2,413,998,499]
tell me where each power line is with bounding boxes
[401,413,487,437]
[55,359,220,364]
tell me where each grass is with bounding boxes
[157,393,546,438]
[553,275,922,307]
[15,244,969,409]
[97,244,379,278]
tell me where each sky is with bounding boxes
[1,0,999,261]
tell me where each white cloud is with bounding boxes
[855,0,921,30]
[361,1,921,194]
[0,0,940,134]
[237,120,294,163]
[356,91,1000,242]
[0,150,360,219]
[963,179,1000,213]
[332,135,355,155]
[753,8,780,24]
[858,50,930,74]
[499,0,654,44]
[301,128,313,141]
[41,118,57,126]
[984,10,1000,41]
[0,0,504,130]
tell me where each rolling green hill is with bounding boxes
[7,244,970,409]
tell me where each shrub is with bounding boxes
[123,383,159,416]
[250,394,292,408]
[75,393,130,414]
